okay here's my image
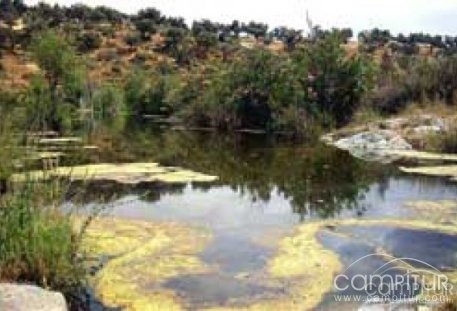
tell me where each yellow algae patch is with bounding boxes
[207,218,457,311]
[385,150,457,162]
[81,217,212,311]
[331,218,457,235]
[11,162,218,184]
[258,223,342,310]
[400,165,457,180]
[81,217,457,311]
[206,222,343,311]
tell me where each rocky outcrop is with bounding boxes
[334,130,412,151]
[0,284,67,311]
[331,130,413,162]
[323,114,452,163]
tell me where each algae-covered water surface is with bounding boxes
[68,126,457,310]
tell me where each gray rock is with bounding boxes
[334,131,412,152]
[0,284,67,311]
[332,131,413,163]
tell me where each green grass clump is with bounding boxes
[0,180,86,306]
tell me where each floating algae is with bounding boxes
[385,150,457,162]
[80,215,457,310]
[203,223,344,311]
[81,217,343,311]
[81,217,212,311]
[400,165,457,181]
[12,163,218,184]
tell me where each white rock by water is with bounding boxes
[334,130,413,151]
[0,284,67,311]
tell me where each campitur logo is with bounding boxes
[333,254,454,304]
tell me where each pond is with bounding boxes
[69,124,457,310]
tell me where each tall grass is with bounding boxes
[0,179,87,306]
[0,104,88,308]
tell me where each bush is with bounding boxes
[124,69,170,116]
[77,32,102,52]
[92,83,126,120]
[124,32,141,47]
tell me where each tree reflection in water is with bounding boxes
[74,123,393,219]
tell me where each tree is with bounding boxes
[135,8,163,24]
[0,0,23,49]
[31,31,82,131]
[165,17,187,29]
[271,26,302,50]
[340,28,353,43]
[134,19,157,40]
[242,21,268,39]
[302,32,374,125]
[230,20,241,38]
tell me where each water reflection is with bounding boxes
[79,124,394,219]
[72,124,457,310]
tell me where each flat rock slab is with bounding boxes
[0,284,67,311]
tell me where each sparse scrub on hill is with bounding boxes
[1,1,457,137]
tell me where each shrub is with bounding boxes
[124,32,141,47]
[124,69,170,116]
[77,32,102,52]
[92,83,126,120]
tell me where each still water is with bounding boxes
[73,124,457,310]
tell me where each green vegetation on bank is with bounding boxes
[1,1,457,137]
[0,109,88,309]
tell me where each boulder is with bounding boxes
[0,284,67,311]
[334,130,412,152]
[332,131,413,163]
